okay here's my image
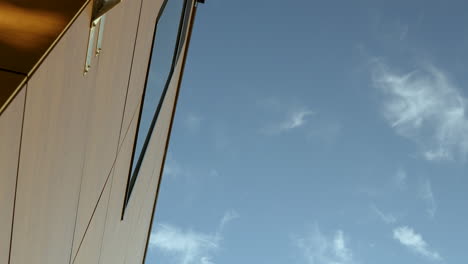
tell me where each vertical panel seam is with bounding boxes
[97,100,142,264]
[68,38,103,264]
[120,0,171,220]
[124,160,159,264]
[7,83,28,264]
[141,3,198,262]
[117,0,159,222]
[70,4,143,252]
[72,79,143,264]
[69,0,144,260]
[73,94,142,263]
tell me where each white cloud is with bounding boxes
[265,109,314,134]
[373,62,468,161]
[419,179,437,218]
[393,226,441,261]
[399,25,409,41]
[258,97,317,135]
[149,224,219,264]
[163,158,220,186]
[149,211,239,264]
[333,231,353,262]
[295,225,356,264]
[280,110,314,131]
[370,204,397,224]
[219,210,239,231]
[164,157,184,178]
[394,168,407,190]
[185,113,203,132]
[200,257,215,264]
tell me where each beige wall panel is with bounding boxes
[119,0,165,147]
[125,49,185,264]
[73,180,112,264]
[99,90,162,264]
[99,111,159,264]
[0,87,25,264]
[100,3,191,262]
[71,0,144,258]
[99,113,140,264]
[99,51,185,264]
[9,4,98,264]
[125,161,160,264]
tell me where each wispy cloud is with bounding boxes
[399,24,409,41]
[370,204,397,224]
[280,110,314,131]
[258,97,321,136]
[295,225,357,264]
[149,224,219,264]
[164,156,184,178]
[185,113,203,132]
[393,226,441,261]
[394,168,407,190]
[419,179,437,218]
[372,61,468,161]
[219,210,239,231]
[149,210,239,264]
[264,109,314,134]
[200,257,215,264]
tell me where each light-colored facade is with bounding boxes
[0,0,199,263]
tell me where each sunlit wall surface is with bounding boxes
[128,0,186,199]
[0,0,197,262]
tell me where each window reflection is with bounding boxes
[126,0,186,203]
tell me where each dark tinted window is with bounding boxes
[125,0,188,206]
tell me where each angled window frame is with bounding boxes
[122,0,194,217]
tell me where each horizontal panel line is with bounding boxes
[0,68,27,76]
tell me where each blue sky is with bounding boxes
[145,1,468,264]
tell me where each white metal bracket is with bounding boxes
[84,0,122,74]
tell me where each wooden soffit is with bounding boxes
[0,0,90,114]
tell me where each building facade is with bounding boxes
[0,0,200,263]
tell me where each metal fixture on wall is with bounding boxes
[84,0,121,74]
[93,0,121,21]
